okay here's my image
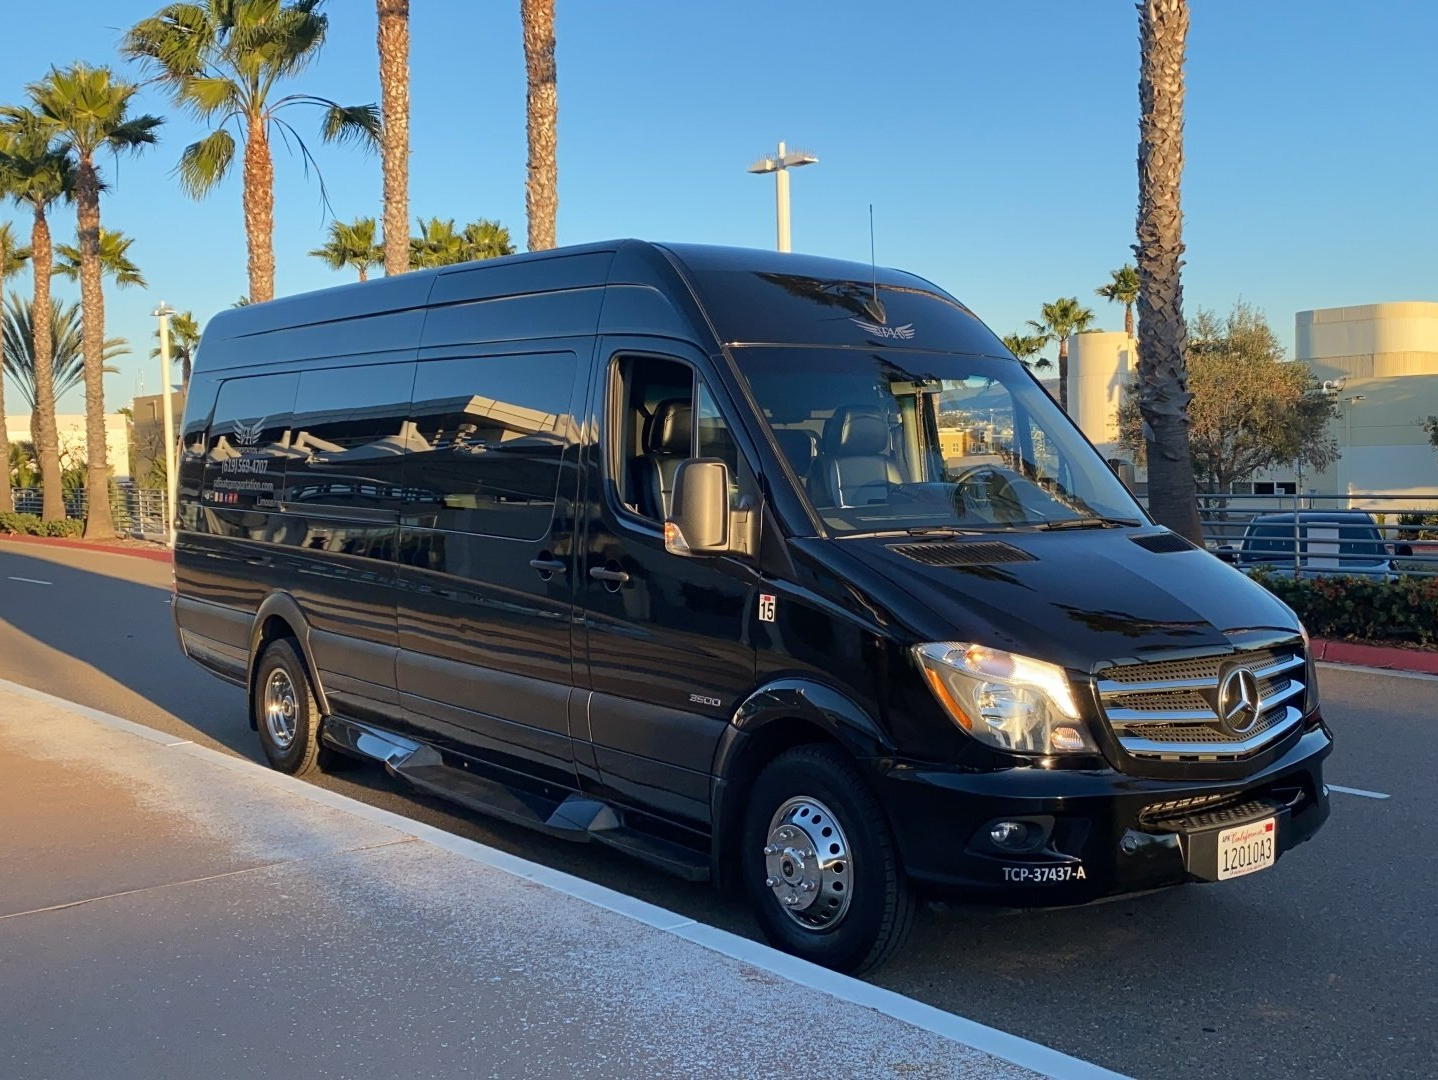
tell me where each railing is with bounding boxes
[1141,492,1438,579]
[12,486,170,541]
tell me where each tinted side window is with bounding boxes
[201,372,299,529]
[284,364,417,516]
[404,352,579,540]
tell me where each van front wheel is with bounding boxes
[741,745,915,974]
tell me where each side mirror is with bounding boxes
[666,458,732,556]
[1213,545,1238,564]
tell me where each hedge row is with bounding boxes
[1252,569,1438,646]
[0,512,85,538]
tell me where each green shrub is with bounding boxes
[1251,569,1438,646]
[0,511,42,535]
[0,511,84,538]
[1397,512,1438,541]
[38,518,84,538]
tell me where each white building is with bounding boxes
[1064,302,1438,504]
[3,413,132,480]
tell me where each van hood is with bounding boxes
[825,529,1301,674]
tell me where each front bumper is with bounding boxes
[876,723,1333,905]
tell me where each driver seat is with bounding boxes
[809,405,901,507]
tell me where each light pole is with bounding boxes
[153,302,178,544]
[1343,394,1365,507]
[747,140,818,252]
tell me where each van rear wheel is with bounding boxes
[253,638,325,776]
[741,745,915,974]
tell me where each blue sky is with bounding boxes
[2,0,1434,412]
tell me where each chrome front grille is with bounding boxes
[1096,646,1306,761]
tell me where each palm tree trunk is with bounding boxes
[181,352,192,393]
[1058,337,1070,413]
[378,0,410,277]
[0,360,9,515]
[1135,0,1203,543]
[30,206,64,522]
[522,0,558,251]
[1125,303,1134,338]
[243,120,276,302]
[358,266,368,283]
[76,156,115,540]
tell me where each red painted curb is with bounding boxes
[1312,637,1438,675]
[0,532,173,564]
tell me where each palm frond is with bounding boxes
[177,128,236,197]
[319,102,381,149]
[122,5,216,79]
[176,75,242,119]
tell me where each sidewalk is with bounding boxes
[0,684,1120,1080]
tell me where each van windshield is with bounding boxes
[731,347,1144,535]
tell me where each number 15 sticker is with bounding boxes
[759,594,777,623]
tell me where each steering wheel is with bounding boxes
[949,464,1022,520]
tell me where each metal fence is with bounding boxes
[12,486,169,541]
[1141,492,1438,579]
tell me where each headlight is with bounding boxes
[1299,623,1320,715]
[913,642,1096,755]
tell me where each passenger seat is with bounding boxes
[809,406,899,507]
[636,398,692,518]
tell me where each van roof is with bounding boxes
[195,239,1004,370]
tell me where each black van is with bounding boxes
[174,240,1331,972]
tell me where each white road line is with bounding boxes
[1329,784,1391,800]
[6,576,53,586]
[0,675,1126,1080]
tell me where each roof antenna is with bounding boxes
[865,204,886,324]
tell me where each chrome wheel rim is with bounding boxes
[263,668,299,751]
[763,796,852,930]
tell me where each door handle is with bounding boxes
[588,566,630,585]
[529,557,566,573]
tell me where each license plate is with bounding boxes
[1216,817,1276,881]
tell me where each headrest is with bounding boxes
[644,399,692,454]
[772,428,819,470]
[822,406,889,456]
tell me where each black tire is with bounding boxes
[741,744,915,974]
[252,637,325,776]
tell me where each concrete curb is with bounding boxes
[0,532,172,563]
[1311,637,1438,675]
[0,676,1129,1080]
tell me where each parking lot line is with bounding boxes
[1328,784,1390,800]
[6,576,53,586]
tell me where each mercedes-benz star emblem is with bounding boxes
[1217,666,1262,735]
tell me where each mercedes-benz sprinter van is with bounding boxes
[173,241,1331,972]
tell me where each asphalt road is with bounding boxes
[1,542,1433,1080]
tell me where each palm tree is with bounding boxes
[0,107,72,521]
[1135,0,1203,541]
[377,0,409,276]
[0,222,28,278]
[461,218,516,261]
[0,223,27,511]
[521,0,558,251]
[309,216,383,281]
[28,63,162,540]
[1001,332,1053,372]
[1096,264,1141,338]
[54,227,147,288]
[150,309,201,392]
[3,294,127,414]
[409,216,462,269]
[1027,297,1094,413]
[124,1,380,303]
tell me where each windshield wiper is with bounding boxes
[1036,516,1142,531]
[837,526,968,540]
